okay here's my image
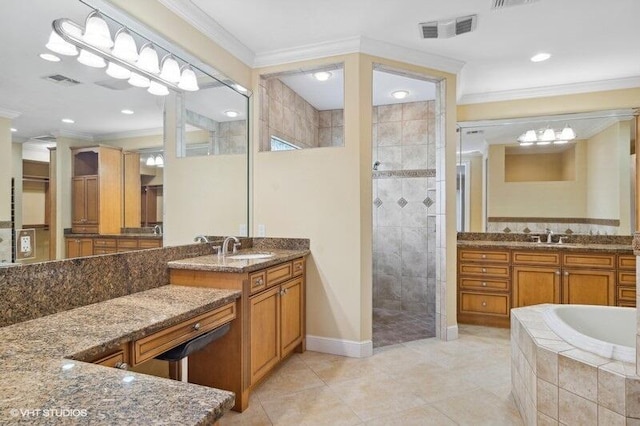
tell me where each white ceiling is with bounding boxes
[175,0,640,101]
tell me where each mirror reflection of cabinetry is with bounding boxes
[71,146,122,234]
[141,185,163,227]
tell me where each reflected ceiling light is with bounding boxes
[83,11,113,49]
[155,155,164,167]
[391,90,410,99]
[540,128,556,142]
[10,128,17,132]
[111,28,138,62]
[312,71,332,81]
[77,49,106,68]
[536,141,552,146]
[234,84,247,93]
[531,52,551,62]
[46,22,80,56]
[146,156,155,166]
[518,130,538,143]
[61,362,75,370]
[137,43,160,74]
[121,109,134,115]
[61,118,74,124]
[519,142,534,147]
[159,55,181,83]
[106,62,131,79]
[553,140,569,145]
[128,72,150,88]
[560,125,576,140]
[39,53,61,62]
[148,81,169,96]
[224,110,240,118]
[122,375,135,383]
[178,66,199,91]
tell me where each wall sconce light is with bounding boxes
[46,10,200,96]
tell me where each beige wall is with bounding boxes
[0,118,12,221]
[461,154,484,232]
[505,150,574,182]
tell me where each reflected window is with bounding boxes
[259,64,344,151]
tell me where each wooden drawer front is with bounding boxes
[132,302,236,366]
[512,251,560,266]
[459,249,509,263]
[459,263,510,278]
[459,278,509,292]
[117,240,139,249]
[618,300,636,308]
[618,271,636,286]
[617,286,636,302]
[266,262,293,287]
[250,271,267,294]
[94,238,117,248]
[618,255,636,270]
[93,350,127,368]
[94,248,117,255]
[292,258,305,277]
[72,225,99,234]
[138,239,162,249]
[563,253,615,269]
[459,292,510,316]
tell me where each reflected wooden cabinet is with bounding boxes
[66,237,93,258]
[72,176,98,232]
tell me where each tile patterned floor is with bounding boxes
[372,308,435,348]
[220,325,522,425]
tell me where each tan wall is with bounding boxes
[505,151,573,182]
[0,118,11,221]
[462,154,484,232]
[21,181,46,226]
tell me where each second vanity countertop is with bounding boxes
[457,239,633,254]
[168,248,311,273]
[0,285,241,425]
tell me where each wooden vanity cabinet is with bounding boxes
[617,255,636,307]
[512,251,561,308]
[561,253,616,306]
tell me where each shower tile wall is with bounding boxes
[373,101,436,314]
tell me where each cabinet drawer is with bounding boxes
[459,249,510,263]
[93,350,127,368]
[459,292,510,316]
[132,302,236,366]
[117,239,138,249]
[138,239,162,249]
[94,238,117,248]
[617,286,636,302]
[618,300,636,308]
[292,258,305,277]
[249,271,267,294]
[563,253,615,269]
[266,262,293,287]
[459,263,510,278]
[458,278,509,292]
[94,248,117,255]
[72,225,99,234]
[512,251,560,266]
[618,270,636,286]
[618,255,636,270]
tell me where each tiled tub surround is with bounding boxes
[459,232,632,246]
[487,217,622,236]
[511,305,640,425]
[0,285,239,425]
[372,100,436,324]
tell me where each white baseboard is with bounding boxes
[447,325,459,341]
[306,335,373,358]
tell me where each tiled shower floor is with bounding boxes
[372,307,435,348]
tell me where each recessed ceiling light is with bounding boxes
[530,53,551,62]
[10,128,17,132]
[39,53,61,62]
[312,71,332,81]
[121,109,134,115]
[61,118,75,124]
[391,90,410,99]
[224,110,240,118]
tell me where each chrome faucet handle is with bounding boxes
[212,245,222,255]
[233,242,242,254]
[194,235,210,243]
[558,237,567,245]
[531,235,541,243]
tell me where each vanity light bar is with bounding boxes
[50,17,197,94]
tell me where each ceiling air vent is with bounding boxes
[419,15,477,39]
[42,74,81,87]
[30,135,57,143]
[491,0,540,10]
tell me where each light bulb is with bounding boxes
[312,71,332,81]
[224,110,240,118]
[521,130,538,142]
[560,125,576,140]
[111,28,138,62]
[77,49,106,68]
[83,11,113,49]
[45,29,79,56]
[128,72,150,88]
[155,155,164,166]
[553,140,569,145]
[536,141,552,146]
[391,90,409,99]
[159,55,181,83]
[137,43,160,74]
[106,62,131,79]
[178,66,199,91]
[39,53,61,62]
[146,156,154,166]
[148,81,169,96]
[519,142,534,147]
[540,128,556,142]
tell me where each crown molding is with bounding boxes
[52,130,95,141]
[94,127,164,141]
[458,75,640,105]
[156,0,255,67]
[0,107,21,119]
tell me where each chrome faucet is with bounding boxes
[221,236,241,256]
[153,225,162,235]
[545,228,553,243]
[194,235,210,243]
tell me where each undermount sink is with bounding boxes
[227,252,275,260]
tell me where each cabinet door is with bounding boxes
[84,176,99,224]
[562,269,615,306]
[512,266,561,308]
[66,238,93,258]
[249,286,280,386]
[280,277,303,356]
[72,177,86,224]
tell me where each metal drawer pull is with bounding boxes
[482,282,487,286]
[481,254,487,259]
[481,301,487,307]
[115,362,128,370]
[255,278,264,286]
[482,268,487,273]
[193,322,201,331]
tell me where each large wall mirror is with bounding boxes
[2,0,249,264]
[458,109,637,236]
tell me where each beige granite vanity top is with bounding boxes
[168,248,310,273]
[457,240,633,253]
[0,285,241,425]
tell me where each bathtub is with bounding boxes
[542,304,636,363]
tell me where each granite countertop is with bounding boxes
[65,233,163,239]
[0,285,241,425]
[168,248,310,273]
[457,240,633,254]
